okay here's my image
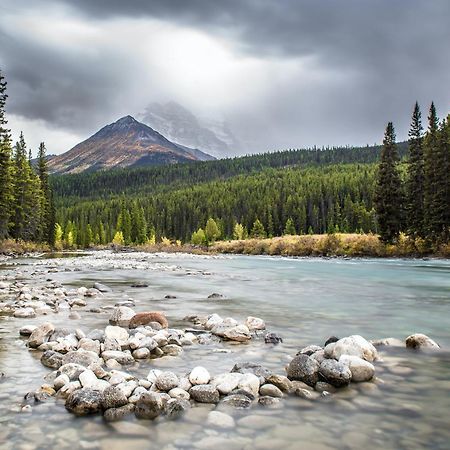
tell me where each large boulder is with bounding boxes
[135,392,165,420]
[129,312,168,329]
[325,335,378,362]
[28,323,55,348]
[405,334,440,349]
[319,359,352,387]
[62,349,100,367]
[287,354,320,387]
[109,306,136,327]
[189,385,220,403]
[339,355,375,382]
[65,388,103,415]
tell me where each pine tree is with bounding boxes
[251,218,266,239]
[284,217,296,235]
[406,102,425,237]
[0,70,13,239]
[374,122,403,243]
[423,102,441,238]
[37,142,54,243]
[233,222,245,240]
[205,218,220,243]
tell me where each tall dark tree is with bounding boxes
[423,102,441,237]
[37,142,55,244]
[0,69,13,239]
[375,122,403,243]
[406,102,425,237]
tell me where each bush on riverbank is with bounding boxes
[210,233,450,258]
[0,239,50,255]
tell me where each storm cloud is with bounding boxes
[0,0,449,154]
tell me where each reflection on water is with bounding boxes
[1,252,450,449]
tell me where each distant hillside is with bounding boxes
[139,101,242,158]
[48,115,214,174]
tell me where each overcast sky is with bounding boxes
[1,0,449,156]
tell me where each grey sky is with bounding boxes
[0,0,449,155]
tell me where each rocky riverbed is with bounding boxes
[1,251,450,449]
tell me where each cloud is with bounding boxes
[0,0,449,154]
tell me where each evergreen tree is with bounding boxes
[251,218,266,238]
[406,102,425,237]
[37,142,55,243]
[284,217,296,235]
[205,218,220,243]
[233,222,245,240]
[191,228,206,245]
[0,70,13,239]
[374,122,403,243]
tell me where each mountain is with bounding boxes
[48,115,214,174]
[138,101,242,158]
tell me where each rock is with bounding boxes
[237,373,260,396]
[93,282,111,293]
[164,398,190,420]
[101,350,134,365]
[14,308,36,318]
[132,348,150,359]
[371,337,404,347]
[116,380,138,398]
[230,388,255,400]
[147,369,162,383]
[21,405,32,413]
[129,311,168,329]
[264,332,283,344]
[310,349,326,364]
[86,329,105,342]
[221,394,252,409]
[101,385,128,409]
[207,293,224,299]
[62,349,100,367]
[259,384,283,398]
[325,335,378,362]
[168,388,190,400]
[177,377,192,392]
[245,316,266,331]
[65,388,103,415]
[339,355,375,382]
[103,337,121,352]
[287,354,320,387]
[223,324,251,342]
[79,370,99,388]
[211,373,242,394]
[109,306,136,327]
[104,326,129,347]
[324,336,340,347]
[78,338,100,355]
[28,322,55,348]
[205,314,223,330]
[162,344,183,356]
[189,366,210,385]
[319,359,352,387]
[58,381,82,399]
[189,384,220,403]
[103,404,135,422]
[41,350,64,369]
[266,374,292,392]
[299,345,322,356]
[19,325,37,336]
[231,362,271,383]
[164,294,177,299]
[57,363,86,381]
[258,396,282,407]
[207,411,235,429]
[314,381,337,393]
[405,333,440,349]
[135,392,165,420]
[155,372,179,391]
[131,282,148,288]
[54,374,70,390]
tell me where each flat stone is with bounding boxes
[62,349,100,367]
[101,351,134,365]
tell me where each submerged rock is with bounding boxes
[405,333,440,349]
[207,410,235,428]
[103,404,135,422]
[164,398,190,420]
[135,392,165,420]
[221,394,252,409]
[264,332,283,344]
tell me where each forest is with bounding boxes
[0,68,449,252]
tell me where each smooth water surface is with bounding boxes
[1,252,449,450]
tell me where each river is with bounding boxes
[1,251,449,450]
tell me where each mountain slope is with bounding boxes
[48,115,214,174]
[139,101,242,158]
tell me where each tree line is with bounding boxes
[375,102,449,244]
[0,70,55,244]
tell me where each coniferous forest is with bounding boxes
[0,69,448,252]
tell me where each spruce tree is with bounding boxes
[406,102,425,237]
[284,217,296,235]
[205,218,220,243]
[374,122,403,243]
[251,218,266,239]
[0,69,13,239]
[37,142,54,243]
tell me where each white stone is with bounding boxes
[326,335,378,362]
[211,373,242,394]
[79,369,98,388]
[14,307,36,318]
[238,373,260,396]
[168,388,190,400]
[147,369,162,383]
[109,306,136,327]
[223,325,251,342]
[104,326,129,346]
[339,355,375,382]
[245,316,266,331]
[189,366,211,385]
[205,314,223,330]
[207,411,235,429]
